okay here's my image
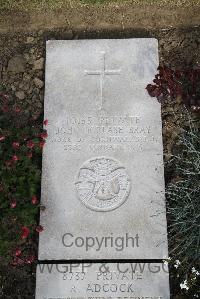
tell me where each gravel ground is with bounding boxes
[1,0,200,10]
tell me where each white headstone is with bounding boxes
[39,39,168,260]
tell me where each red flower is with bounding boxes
[2,105,9,113]
[15,249,22,257]
[39,140,45,148]
[12,142,20,149]
[11,199,17,209]
[27,152,33,159]
[31,195,38,205]
[2,94,9,100]
[21,226,30,239]
[12,155,19,161]
[0,136,5,141]
[15,107,21,113]
[27,140,35,149]
[146,84,162,97]
[12,257,24,266]
[36,225,44,233]
[40,131,48,139]
[43,119,48,126]
[25,255,35,264]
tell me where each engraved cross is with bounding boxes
[85,51,121,110]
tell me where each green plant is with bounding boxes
[166,117,200,264]
[0,85,46,264]
[166,116,200,297]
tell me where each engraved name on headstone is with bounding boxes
[35,263,170,299]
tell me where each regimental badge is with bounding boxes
[75,157,131,212]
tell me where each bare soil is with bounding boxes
[0,2,200,34]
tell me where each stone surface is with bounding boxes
[34,77,44,89]
[33,57,44,70]
[26,36,35,43]
[39,39,168,260]
[15,90,26,100]
[7,54,26,73]
[35,263,170,299]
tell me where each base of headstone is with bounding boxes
[35,262,170,299]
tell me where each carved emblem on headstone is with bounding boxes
[75,157,131,211]
[85,51,121,110]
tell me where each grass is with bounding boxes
[0,0,200,11]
